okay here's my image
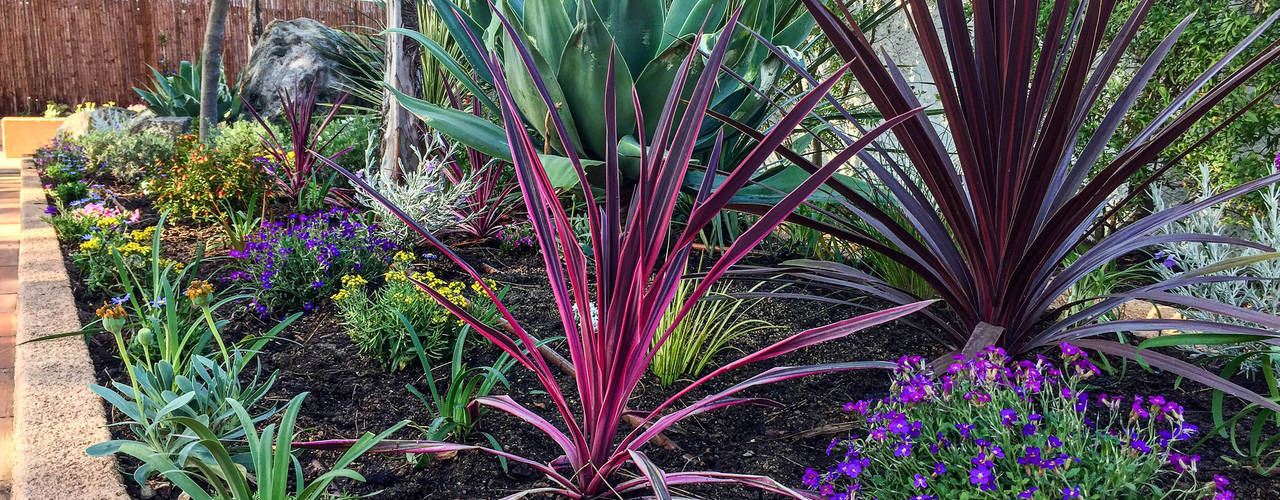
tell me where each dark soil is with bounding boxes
[57,180,1280,500]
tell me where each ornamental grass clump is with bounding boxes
[332,251,506,371]
[228,207,397,316]
[804,345,1226,500]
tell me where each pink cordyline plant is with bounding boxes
[313,7,930,499]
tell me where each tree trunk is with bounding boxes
[199,0,231,142]
[381,0,416,180]
[248,0,263,58]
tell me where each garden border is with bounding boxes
[14,160,127,499]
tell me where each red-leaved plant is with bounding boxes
[313,7,930,498]
[725,0,1280,408]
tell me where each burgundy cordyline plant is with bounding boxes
[244,83,353,205]
[438,80,519,239]
[313,7,930,498]
[729,0,1280,408]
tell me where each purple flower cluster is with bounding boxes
[33,138,89,174]
[497,222,537,251]
[228,207,397,316]
[803,345,1222,500]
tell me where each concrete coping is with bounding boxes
[14,160,127,499]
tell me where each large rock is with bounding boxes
[55,106,135,138]
[129,115,192,140]
[240,18,350,119]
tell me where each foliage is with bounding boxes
[228,208,398,316]
[780,0,1280,407]
[145,133,273,222]
[1146,167,1280,473]
[327,9,929,496]
[112,392,405,500]
[43,101,69,118]
[389,0,821,190]
[1104,0,1280,206]
[97,132,175,183]
[403,319,517,469]
[78,129,128,171]
[318,111,380,173]
[332,251,504,371]
[803,346,1227,499]
[245,84,352,211]
[134,60,241,122]
[50,181,90,206]
[88,355,279,486]
[1152,166,1280,348]
[651,278,777,387]
[355,137,479,245]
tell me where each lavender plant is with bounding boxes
[1150,165,1280,362]
[355,134,478,245]
[227,208,397,316]
[804,346,1228,500]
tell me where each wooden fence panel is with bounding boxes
[0,0,380,116]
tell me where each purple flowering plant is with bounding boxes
[34,138,92,183]
[495,220,537,253]
[804,345,1227,499]
[227,207,397,316]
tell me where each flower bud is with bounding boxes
[95,302,127,334]
[185,280,214,308]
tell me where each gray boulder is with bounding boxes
[56,106,136,138]
[240,18,350,119]
[126,109,157,132]
[131,116,193,140]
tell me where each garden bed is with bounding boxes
[54,177,1280,499]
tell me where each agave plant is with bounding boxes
[384,0,829,188]
[134,60,241,122]
[729,0,1280,406]
[316,7,929,497]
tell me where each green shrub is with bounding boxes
[77,129,126,172]
[146,133,272,221]
[51,181,89,204]
[319,111,379,173]
[332,251,505,371]
[99,133,174,183]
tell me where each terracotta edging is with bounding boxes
[14,160,127,499]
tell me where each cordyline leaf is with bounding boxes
[616,471,821,499]
[1073,339,1280,412]
[794,0,1280,352]
[628,450,673,500]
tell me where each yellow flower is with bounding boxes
[118,241,148,256]
[130,227,156,243]
[331,289,350,301]
[394,251,415,263]
[80,237,102,252]
[385,270,408,282]
[340,274,368,288]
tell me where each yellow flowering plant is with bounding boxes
[333,252,506,371]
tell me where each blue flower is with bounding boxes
[110,293,130,305]
[968,465,992,486]
[1063,485,1082,499]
